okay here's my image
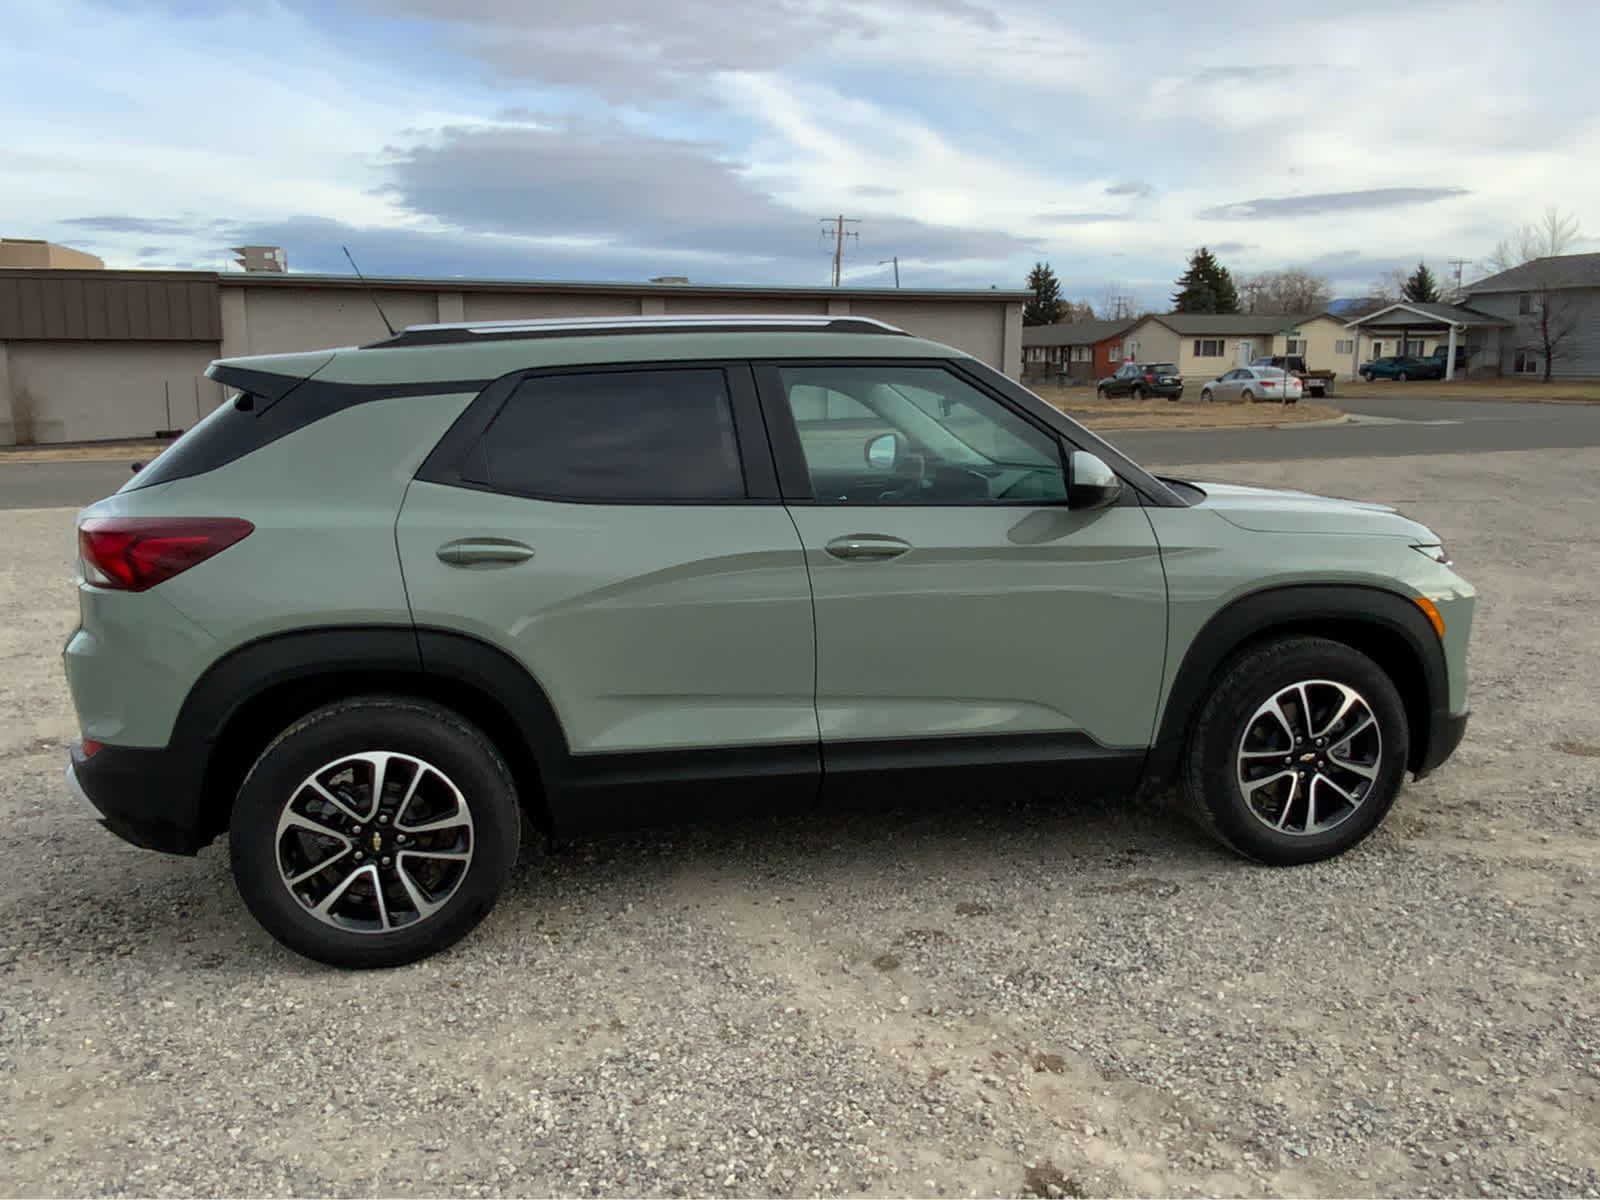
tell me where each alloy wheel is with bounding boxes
[1235,679,1382,836]
[274,751,475,932]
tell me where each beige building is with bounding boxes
[1119,311,1364,381]
[0,239,105,270]
[0,269,1026,444]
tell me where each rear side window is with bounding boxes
[470,368,746,502]
[1149,363,1179,375]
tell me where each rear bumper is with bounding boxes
[67,741,209,855]
[1413,708,1469,779]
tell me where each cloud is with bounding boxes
[376,0,1004,100]
[853,184,900,199]
[61,215,217,235]
[376,118,1033,269]
[1105,181,1152,198]
[1200,187,1471,220]
[1036,212,1124,225]
[1211,241,1255,254]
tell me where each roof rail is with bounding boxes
[361,313,910,349]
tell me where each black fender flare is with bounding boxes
[1141,584,1448,790]
[171,626,573,838]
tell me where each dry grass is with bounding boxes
[0,440,172,464]
[1337,378,1600,404]
[1034,386,1344,432]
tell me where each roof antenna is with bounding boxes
[341,245,396,336]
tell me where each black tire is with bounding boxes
[1360,371,1373,382]
[1182,636,1409,866]
[230,697,521,968]
[1096,385,1109,399]
[1241,388,1255,403]
[1396,371,1408,382]
[1131,386,1146,401]
[1200,388,1213,403]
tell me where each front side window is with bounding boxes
[777,365,1067,505]
[471,368,745,502]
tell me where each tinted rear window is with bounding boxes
[1149,363,1179,374]
[469,368,746,502]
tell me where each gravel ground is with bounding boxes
[2,447,1598,1198]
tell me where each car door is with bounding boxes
[755,360,1169,801]
[1213,368,1243,402]
[396,362,820,826]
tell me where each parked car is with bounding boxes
[1359,355,1444,382]
[1249,354,1335,399]
[1095,361,1183,401]
[64,314,1473,967]
[1200,366,1305,404]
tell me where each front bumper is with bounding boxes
[1413,708,1469,779]
[67,741,209,855]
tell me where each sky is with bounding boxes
[6,0,1600,310]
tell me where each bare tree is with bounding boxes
[1236,268,1333,315]
[1487,206,1583,273]
[1528,281,1580,382]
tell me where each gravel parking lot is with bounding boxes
[2,448,1597,1198]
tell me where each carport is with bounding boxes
[1343,301,1509,380]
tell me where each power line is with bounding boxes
[877,256,900,287]
[819,215,860,286]
[1448,258,1470,298]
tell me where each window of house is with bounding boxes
[1285,339,1306,355]
[1122,340,1139,360]
[1514,349,1542,375]
[1518,293,1533,316]
[473,368,746,501]
[1070,345,1091,362]
[1193,339,1226,357]
[777,365,1067,505]
[1335,339,1354,355]
[1404,339,1428,356]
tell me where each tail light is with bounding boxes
[1143,373,1156,383]
[78,517,254,592]
[1261,380,1277,388]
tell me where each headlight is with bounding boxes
[1412,543,1452,566]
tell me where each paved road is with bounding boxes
[1113,392,1600,467]
[2,394,1598,509]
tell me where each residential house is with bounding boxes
[1341,301,1510,379]
[1020,318,1137,384]
[1458,253,1600,378]
[1117,312,1323,382]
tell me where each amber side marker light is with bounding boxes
[1414,596,1446,639]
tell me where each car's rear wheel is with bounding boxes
[1183,636,1409,865]
[1241,388,1255,403]
[230,697,521,968]
[1096,385,1109,399]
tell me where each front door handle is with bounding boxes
[436,538,534,567]
[824,534,912,562]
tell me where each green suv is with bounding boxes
[63,315,1474,968]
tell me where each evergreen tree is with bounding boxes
[1402,261,1441,303]
[1172,247,1240,313]
[1024,262,1067,326]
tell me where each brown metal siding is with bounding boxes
[0,270,220,341]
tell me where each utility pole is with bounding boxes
[1448,258,1469,300]
[820,215,860,286]
[877,256,900,287]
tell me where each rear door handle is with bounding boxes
[824,534,912,562]
[436,538,534,567]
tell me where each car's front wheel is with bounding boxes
[1200,387,1214,403]
[1131,385,1146,401]
[1183,636,1409,865]
[1396,370,1409,382]
[230,697,522,968]
[1360,371,1373,382]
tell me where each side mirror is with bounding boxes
[1067,451,1123,510]
[130,461,144,474]
[865,432,901,471]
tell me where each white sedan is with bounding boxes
[1199,366,1304,404]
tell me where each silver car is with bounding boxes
[1200,366,1304,404]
